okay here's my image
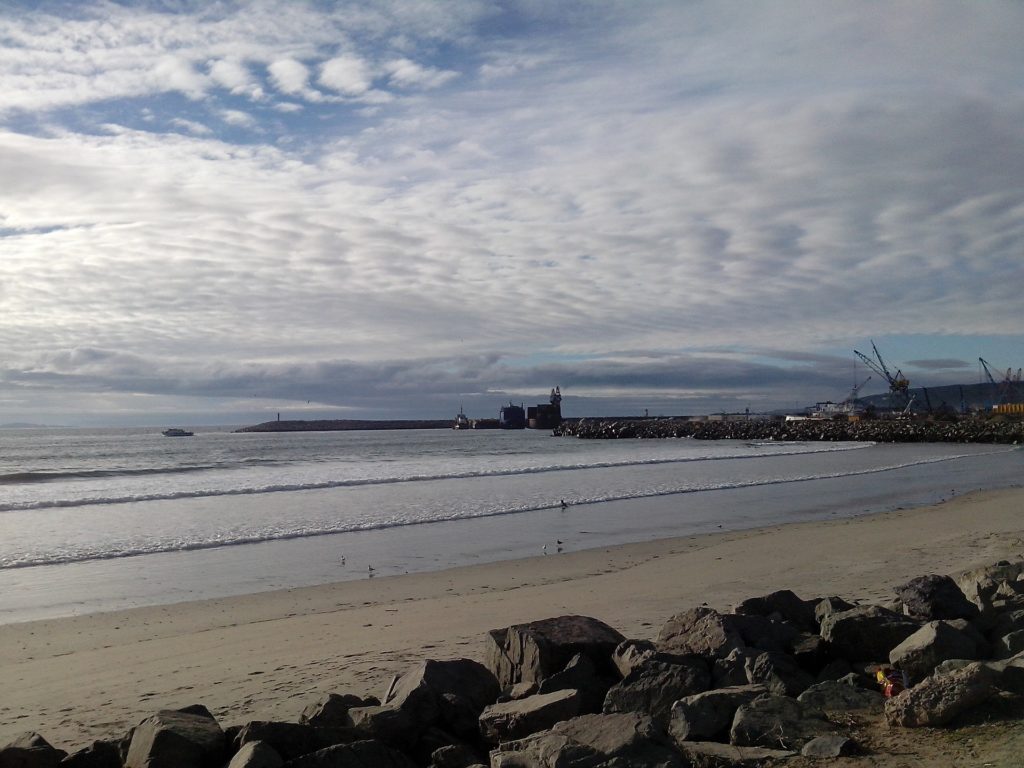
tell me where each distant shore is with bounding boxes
[235,418,452,432]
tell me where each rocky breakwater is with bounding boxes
[555,417,1024,444]
[7,560,1024,767]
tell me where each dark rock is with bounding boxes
[729,694,836,750]
[986,607,1024,642]
[667,684,769,743]
[796,680,885,712]
[60,740,122,768]
[731,614,800,654]
[819,605,921,662]
[657,607,746,660]
[744,651,815,697]
[884,661,1000,727]
[386,659,500,739]
[800,733,856,758]
[345,706,420,750]
[283,739,416,768]
[993,629,1024,660]
[712,648,760,688]
[125,709,225,768]
[430,742,486,768]
[673,740,795,767]
[815,658,853,682]
[602,656,711,727]
[485,616,624,689]
[611,639,657,678]
[985,652,1024,694]
[734,590,817,632]
[896,574,979,621]
[498,682,538,703]
[537,653,611,712]
[0,733,67,768]
[490,712,683,768]
[478,689,581,744]
[299,693,367,727]
[889,620,981,682]
[234,722,357,762]
[790,633,830,675]
[813,596,856,626]
[226,740,284,768]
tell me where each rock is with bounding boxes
[673,740,795,767]
[984,652,1024,694]
[345,705,420,750]
[283,740,416,767]
[668,684,768,743]
[933,658,976,677]
[895,574,979,621]
[814,658,853,682]
[485,616,624,689]
[729,694,836,750]
[386,659,500,738]
[884,661,1000,727]
[790,633,829,675]
[611,639,657,678]
[299,693,367,727]
[796,680,885,712]
[987,607,1024,641]
[490,712,683,768]
[226,740,284,768]
[0,733,67,768]
[60,740,122,768]
[430,743,486,768]
[819,605,921,662]
[234,722,357,762]
[536,653,611,712]
[734,589,817,632]
[602,655,711,727]
[712,648,760,688]
[993,629,1024,659]
[744,651,815,697]
[657,607,746,659]
[800,733,856,757]
[955,560,1024,610]
[889,620,981,682]
[731,614,800,654]
[125,709,225,768]
[813,596,856,626]
[479,689,581,744]
[500,682,538,702]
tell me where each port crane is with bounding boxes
[979,358,1020,406]
[853,341,911,409]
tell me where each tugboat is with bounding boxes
[162,428,194,437]
[453,405,471,430]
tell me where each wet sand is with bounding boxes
[1,485,1022,750]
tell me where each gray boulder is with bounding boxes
[657,607,746,660]
[490,712,684,768]
[954,559,1024,610]
[284,740,416,768]
[668,684,768,743]
[386,658,500,739]
[537,653,611,712]
[479,689,581,744]
[602,656,711,727]
[673,740,795,767]
[610,639,657,678]
[993,629,1024,659]
[430,743,486,768]
[60,740,122,768]
[796,680,885,712]
[711,648,760,688]
[345,705,420,750]
[800,734,856,758]
[233,721,357,763]
[729,694,836,751]
[813,596,856,626]
[884,661,1000,727]
[819,605,921,662]
[125,709,225,768]
[744,651,814,697]
[734,589,817,632]
[485,616,624,689]
[226,741,283,768]
[889,620,981,682]
[895,574,979,621]
[983,652,1024,694]
[299,693,368,727]
[0,733,67,768]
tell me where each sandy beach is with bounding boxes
[2,485,1023,751]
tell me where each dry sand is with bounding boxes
[2,486,1023,751]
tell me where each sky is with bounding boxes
[1,0,1023,426]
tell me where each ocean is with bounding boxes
[0,426,1020,624]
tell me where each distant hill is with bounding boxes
[859,381,1022,413]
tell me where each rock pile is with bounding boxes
[554,417,1024,444]
[5,561,1024,767]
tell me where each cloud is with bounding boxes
[385,58,457,89]
[320,55,373,95]
[267,58,312,95]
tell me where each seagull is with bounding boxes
[542,544,548,554]
[556,540,563,545]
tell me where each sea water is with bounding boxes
[0,426,1019,623]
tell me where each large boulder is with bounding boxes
[796,680,885,713]
[602,656,711,727]
[61,740,123,768]
[819,605,921,662]
[744,651,815,697]
[611,639,657,678]
[657,608,746,660]
[668,684,768,743]
[485,616,624,689]
[884,661,1000,727]
[673,740,795,767]
[813,596,856,626]
[386,658,500,739]
[344,706,420,750]
[299,693,369,727]
[226,741,283,768]
[711,648,760,688]
[729,695,837,751]
[283,740,416,768]
[0,733,67,768]
[954,560,1024,610]
[490,712,684,768]
[233,721,357,763]
[734,590,817,632]
[536,653,611,713]
[993,629,1024,660]
[125,709,225,768]
[888,621,982,682]
[895,574,979,621]
[479,689,581,744]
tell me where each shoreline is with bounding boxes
[2,485,1023,750]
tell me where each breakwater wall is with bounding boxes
[236,419,451,433]
[554,417,1024,444]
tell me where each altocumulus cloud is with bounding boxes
[0,0,1022,424]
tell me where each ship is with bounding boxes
[162,428,194,437]
[453,406,471,430]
